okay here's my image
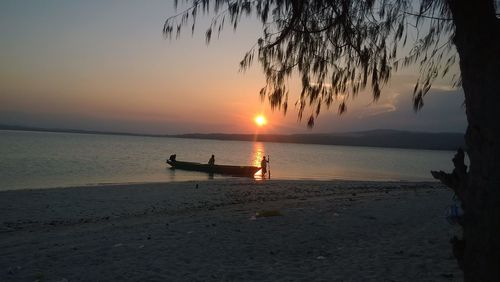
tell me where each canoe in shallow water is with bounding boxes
[166,159,261,177]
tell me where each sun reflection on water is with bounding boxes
[251,142,266,180]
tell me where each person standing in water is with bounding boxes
[261,156,269,176]
[208,154,215,166]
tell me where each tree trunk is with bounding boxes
[443,1,500,281]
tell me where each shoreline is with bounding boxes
[0,180,462,281]
[1,177,440,192]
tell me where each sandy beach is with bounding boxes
[0,180,462,281]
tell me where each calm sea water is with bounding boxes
[0,130,456,190]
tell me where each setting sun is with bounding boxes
[254,115,267,126]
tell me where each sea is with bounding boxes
[0,130,457,191]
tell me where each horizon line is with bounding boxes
[0,123,464,137]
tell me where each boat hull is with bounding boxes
[166,159,260,177]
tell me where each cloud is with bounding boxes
[430,84,458,92]
[357,92,400,118]
[312,86,466,133]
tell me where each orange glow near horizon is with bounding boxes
[254,115,267,127]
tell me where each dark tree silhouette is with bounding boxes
[164,1,500,280]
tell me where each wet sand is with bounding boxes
[0,179,462,281]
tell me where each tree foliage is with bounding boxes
[164,0,459,127]
[165,2,500,280]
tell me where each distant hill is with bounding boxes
[175,130,465,150]
[1,124,464,151]
[0,124,164,138]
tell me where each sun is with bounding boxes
[254,115,267,127]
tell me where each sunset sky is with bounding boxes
[0,0,466,134]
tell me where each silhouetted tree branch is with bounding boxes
[164,2,500,280]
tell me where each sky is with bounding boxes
[0,0,467,134]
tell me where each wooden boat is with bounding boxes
[166,158,260,177]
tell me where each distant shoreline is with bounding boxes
[0,124,464,151]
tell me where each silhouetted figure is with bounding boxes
[261,156,269,175]
[208,154,215,166]
[169,154,176,162]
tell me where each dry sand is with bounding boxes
[0,180,462,281]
